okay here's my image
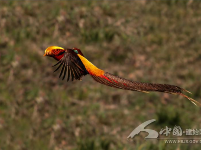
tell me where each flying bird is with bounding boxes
[44,46,200,106]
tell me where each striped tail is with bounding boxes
[91,72,201,106]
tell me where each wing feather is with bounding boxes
[53,62,62,72]
[53,49,88,81]
[62,63,67,80]
[67,65,70,82]
[59,62,65,78]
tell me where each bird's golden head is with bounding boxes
[44,46,65,60]
[44,46,64,56]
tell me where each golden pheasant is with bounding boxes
[44,46,200,106]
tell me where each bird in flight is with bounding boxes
[44,46,200,106]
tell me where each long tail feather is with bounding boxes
[90,72,200,106]
[179,93,201,107]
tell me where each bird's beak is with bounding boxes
[43,53,47,56]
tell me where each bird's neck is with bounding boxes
[77,54,104,76]
[53,54,64,61]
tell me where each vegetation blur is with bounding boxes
[0,0,201,149]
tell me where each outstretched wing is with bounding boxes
[53,49,88,81]
[90,72,201,106]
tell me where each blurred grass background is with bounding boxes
[0,0,201,149]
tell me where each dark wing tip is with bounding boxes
[52,49,88,82]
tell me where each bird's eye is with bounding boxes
[74,50,78,54]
